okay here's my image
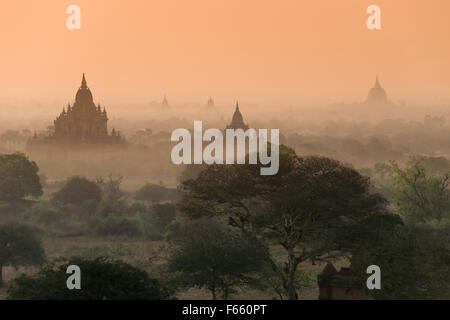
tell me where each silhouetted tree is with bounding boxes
[0,153,42,201]
[350,222,450,299]
[135,183,169,203]
[96,174,126,205]
[390,157,450,223]
[52,176,102,206]
[7,257,169,300]
[167,219,266,300]
[374,162,390,179]
[0,224,45,286]
[0,177,26,203]
[180,146,388,299]
[151,203,176,233]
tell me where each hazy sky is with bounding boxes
[1,0,449,105]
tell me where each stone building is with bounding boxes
[318,263,373,300]
[207,96,215,108]
[365,75,390,105]
[226,102,249,130]
[29,74,124,146]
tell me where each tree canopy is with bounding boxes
[134,183,171,203]
[7,256,169,300]
[52,176,102,206]
[167,219,266,300]
[0,223,45,286]
[179,146,389,299]
[350,222,450,299]
[0,153,42,201]
[390,157,450,223]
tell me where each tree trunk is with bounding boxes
[0,265,3,287]
[210,286,216,300]
[223,287,229,300]
[286,283,298,300]
[285,253,299,300]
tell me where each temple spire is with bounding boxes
[81,73,87,89]
[162,95,169,107]
[375,74,381,88]
[226,100,248,130]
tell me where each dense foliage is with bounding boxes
[167,219,266,300]
[0,223,45,285]
[180,146,390,299]
[52,176,102,206]
[7,257,169,300]
[0,153,42,201]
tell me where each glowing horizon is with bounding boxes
[0,0,449,105]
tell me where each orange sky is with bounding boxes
[0,0,449,105]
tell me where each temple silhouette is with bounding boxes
[333,74,394,108]
[162,95,169,108]
[365,75,390,105]
[226,102,249,130]
[207,96,215,108]
[29,74,125,147]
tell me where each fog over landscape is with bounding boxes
[0,0,449,302]
[2,76,450,188]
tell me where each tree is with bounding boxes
[167,219,266,300]
[52,176,102,206]
[178,164,208,183]
[0,177,26,202]
[96,174,127,215]
[0,153,42,200]
[390,157,450,223]
[350,222,450,299]
[151,203,176,233]
[247,261,314,300]
[0,223,45,286]
[180,146,388,299]
[96,174,126,205]
[135,183,169,203]
[374,162,390,179]
[0,130,29,146]
[7,257,169,300]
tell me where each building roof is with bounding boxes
[366,75,388,104]
[226,101,249,130]
[318,263,363,289]
[75,73,94,104]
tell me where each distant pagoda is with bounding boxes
[207,96,215,108]
[226,101,249,130]
[365,75,390,105]
[29,74,125,147]
[162,95,169,108]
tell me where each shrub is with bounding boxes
[23,201,59,226]
[0,223,45,286]
[52,176,102,206]
[145,231,165,241]
[165,220,181,240]
[151,203,176,233]
[0,202,27,216]
[128,202,147,215]
[0,177,26,202]
[133,212,161,241]
[0,153,43,199]
[93,217,141,237]
[80,199,100,216]
[134,183,169,203]
[7,257,169,299]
